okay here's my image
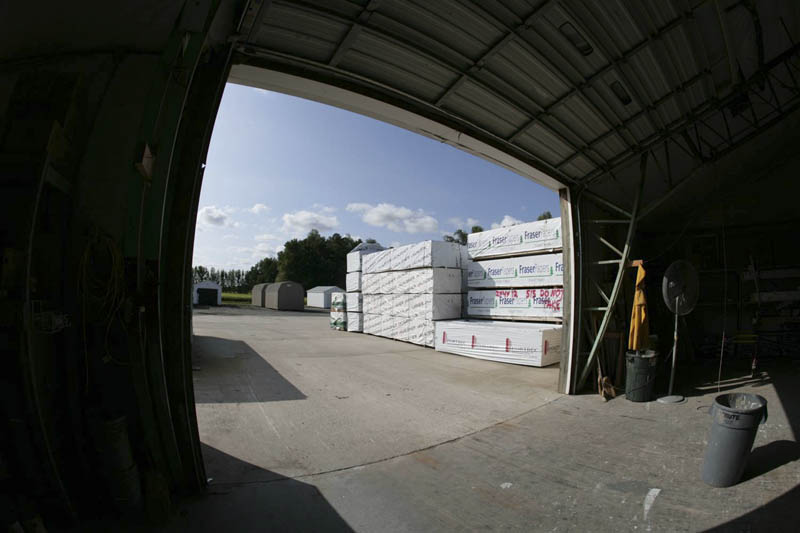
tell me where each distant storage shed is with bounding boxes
[307,286,343,309]
[192,281,221,306]
[251,283,270,307]
[265,281,304,311]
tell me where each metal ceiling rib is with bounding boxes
[235,0,800,190]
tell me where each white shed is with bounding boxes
[192,281,222,306]
[307,286,343,309]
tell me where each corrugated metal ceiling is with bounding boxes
[235,0,800,194]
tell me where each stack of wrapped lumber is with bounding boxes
[435,218,565,366]
[340,242,384,332]
[361,241,465,347]
[330,292,347,331]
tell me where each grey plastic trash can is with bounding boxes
[701,393,768,487]
[625,350,658,402]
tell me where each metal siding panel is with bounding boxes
[539,4,611,75]
[258,27,340,63]
[346,32,459,92]
[564,154,595,176]
[367,13,474,70]
[492,40,569,105]
[655,95,684,127]
[551,94,609,140]
[579,0,643,53]
[440,92,519,139]
[453,79,529,131]
[627,114,656,144]
[339,49,453,102]
[592,134,627,161]
[519,123,574,163]
[377,0,503,59]
[295,0,367,19]
[264,3,351,46]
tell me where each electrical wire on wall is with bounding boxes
[77,228,129,394]
[717,208,728,392]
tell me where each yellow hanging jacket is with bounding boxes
[628,264,650,351]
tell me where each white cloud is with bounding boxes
[281,209,339,236]
[312,203,337,214]
[197,205,237,227]
[491,215,523,229]
[347,202,438,234]
[447,217,480,230]
[230,242,283,260]
[254,233,279,242]
[347,202,372,213]
[252,242,281,258]
[249,203,269,214]
[448,217,463,228]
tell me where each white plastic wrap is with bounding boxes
[404,317,435,347]
[467,253,564,288]
[362,272,396,294]
[331,292,347,312]
[363,314,433,346]
[346,292,362,312]
[362,294,379,315]
[346,243,384,272]
[362,249,394,273]
[363,313,392,337]
[393,268,461,294]
[346,312,363,332]
[467,288,564,319]
[434,320,561,366]
[346,272,362,292]
[390,241,465,270]
[362,293,460,320]
[406,293,461,320]
[363,313,378,335]
[467,218,562,259]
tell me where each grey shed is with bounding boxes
[251,283,271,307]
[265,281,305,311]
[307,285,343,309]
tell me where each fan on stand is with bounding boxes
[658,260,699,404]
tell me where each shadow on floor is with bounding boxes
[742,440,800,481]
[165,444,353,532]
[702,362,800,532]
[703,484,800,533]
[201,442,285,485]
[192,336,306,404]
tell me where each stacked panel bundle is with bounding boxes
[343,243,384,332]
[330,292,347,331]
[435,218,565,366]
[361,241,465,347]
[434,320,562,367]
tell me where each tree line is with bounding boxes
[194,212,554,294]
[441,211,551,244]
[193,230,361,294]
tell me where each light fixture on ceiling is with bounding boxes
[559,22,593,56]
[610,81,632,105]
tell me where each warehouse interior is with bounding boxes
[1,0,798,529]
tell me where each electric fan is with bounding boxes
[658,260,699,404]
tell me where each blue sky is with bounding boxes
[193,83,559,270]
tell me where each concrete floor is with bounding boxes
[167,306,799,532]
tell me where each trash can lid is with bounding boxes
[626,349,658,358]
[711,393,768,428]
[715,393,767,413]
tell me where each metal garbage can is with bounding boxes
[625,350,658,402]
[701,393,768,487]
